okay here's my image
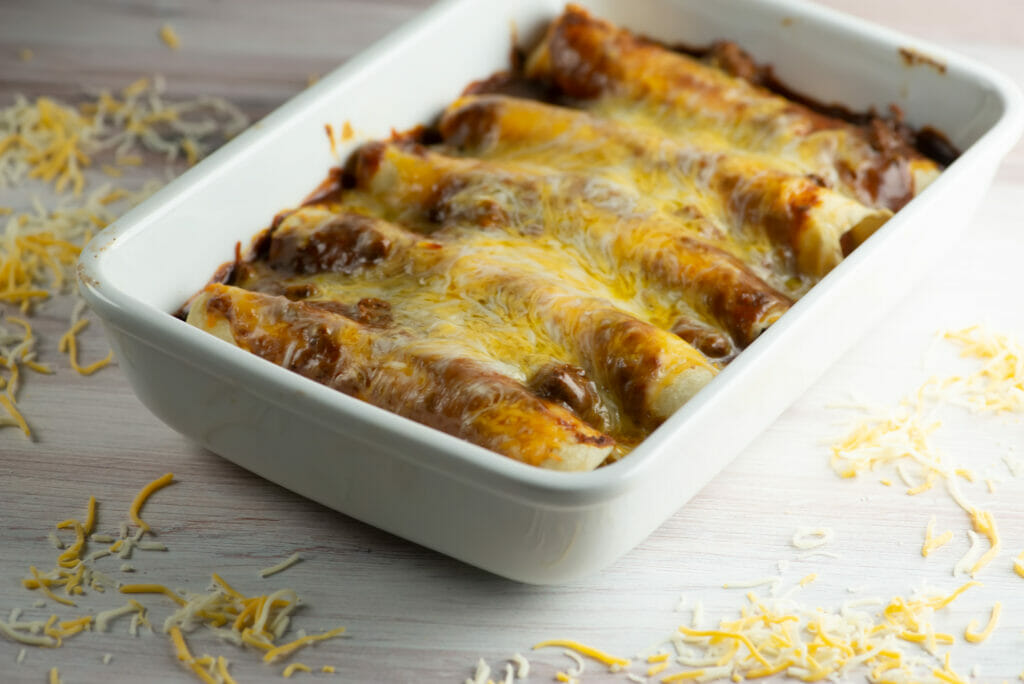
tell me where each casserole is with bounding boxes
[79,0,1023,583]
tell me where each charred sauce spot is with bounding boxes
[671,318,735,360]
[303,297,392,328]
[898,47,947,74]
[529,362,610,431]
[268,214,392,275]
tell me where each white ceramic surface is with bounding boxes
[78,0,1023,584]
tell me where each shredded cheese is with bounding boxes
[533,639,630,669]
[258,553,303,579]
[828,328,1024,579]
[262,626,347,664]
[922,516,954,557]
[963,602,1001,643]
[282,662,312,678]
[128,472,175,533]
[160,23,181,50]
[512,653,530,678]
[661,671,704,682]
[791,527,834,550]
[0,79,248,438]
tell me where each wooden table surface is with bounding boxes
[2,1,1024,682]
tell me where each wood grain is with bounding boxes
[2,1,1024,682]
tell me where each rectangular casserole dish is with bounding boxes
[78,0,1023,584]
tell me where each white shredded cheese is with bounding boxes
[512,653,529,679]
[466,657,490,684]
[562,648,585,677]
[791,526,835,550]
[953,530,985,577]
[96,602,140,633]
[258,552,303,578]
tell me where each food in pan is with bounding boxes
[184,5,949,471]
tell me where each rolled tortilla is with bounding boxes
[188,283,615,471]
[253,207,717,431]
[349,142,791,347]
[441,93,894,279]
[524,5,942,211]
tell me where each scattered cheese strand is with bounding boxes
[922,516,954,558]
[169,625,217,684]
[58,318,114,375]
[0,80,248,439]
[216,656,238,684]
[159,24,181,50]
[262,626,348,664]
[282,662,311,678]
[532,639,630,669]
[128,472,175,533]
[943,327,1024,413]
[512,653,530,678]
[120,583,187,606]
[258,553,303,579]
[49,666,60,684]
[963,602,1001,643]
[828,328,1024,579]
[466,657,490,684]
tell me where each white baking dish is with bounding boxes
[79,0,1022,584]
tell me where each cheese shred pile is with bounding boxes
[471,579,989,683]
[829,326,1024,579]
[0,76,248,438]
[0,475,343,682]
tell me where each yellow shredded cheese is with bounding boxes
[282,662,312,678]
[966,507,1001,576]
[128,472,175,533]
[0,80,248,439]
[647,661,669,676]
[49,666,60,684]
[922,516,954,558]
[963,602,1001,643]
[262,626,348,664]
[58,318,114,375]
[532,639,630,669]
[120,583,187,606]
[159,23,181,50]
